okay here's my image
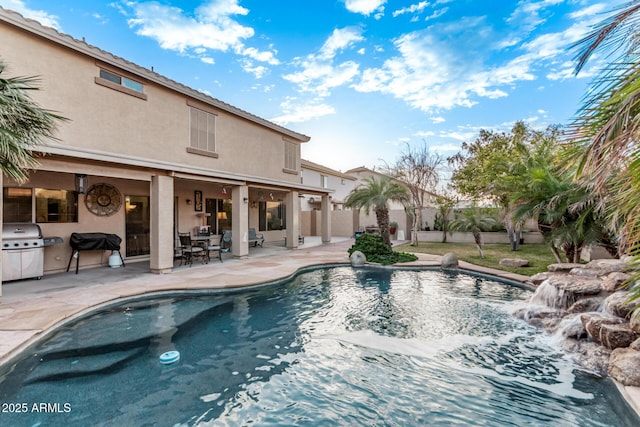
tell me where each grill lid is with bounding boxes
[2,223,43,241]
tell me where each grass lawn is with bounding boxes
[395,241,558,276]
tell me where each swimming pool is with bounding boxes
[0,267,638,426]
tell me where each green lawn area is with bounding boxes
[395,241,558,276]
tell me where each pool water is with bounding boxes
[1,267,638,426]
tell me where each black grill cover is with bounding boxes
[69,233,121,251]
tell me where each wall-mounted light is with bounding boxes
[217,212,228,220]
[250,201,257,208]
[186,199,192,205]
[243,197,249,204]
[75,174,88,195]
[125,196,138,213]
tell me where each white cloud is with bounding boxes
[240,60,268,78]
[424,7,448,21]
[349,1,605,115]
[271,97,336,124]
[283,27,364,97]
[415,130,436,137]
[319,27,365,59]
[344,0,386,17]
[568,3,609,19]
[2,0,61,29]
[352,25,520,113]
[430,116,446,124]
[393,1,430,17]
[122,0,278,73]
[507,0,564,33]
[430,142,462,153]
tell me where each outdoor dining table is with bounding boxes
[191,235,222,262]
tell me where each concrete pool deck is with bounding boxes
[0,237,638,417]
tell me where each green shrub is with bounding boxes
[348,233,418,265]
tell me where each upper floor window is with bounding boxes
[100,69,143,92]
[189,107,217,154]
[321,175,329,188]
[95,68,146,100]
[283,140,299,174]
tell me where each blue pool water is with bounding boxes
[0,267,638,426]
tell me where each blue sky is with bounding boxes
[1,0,622,174]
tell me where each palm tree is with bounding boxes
[0,58,66,182]
[570,2,640,317]
[434,194,455,243]
[345,175,409,246]
[449,207,497,258]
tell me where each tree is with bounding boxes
[449,121,562,251]
[345,175,409,246]
[0,58,66,182]
[568,1,640,318]
[434,193,456,243]
[382,142,443,246]
[449,207,497,258]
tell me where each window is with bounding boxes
[3,187,33,222]
[321,175,328,188]
[35,189,78,223]
[3,187,78,223]
[188,107,217,155]
[99,69,143,93]
[283,140,298,173]
[259,201,286,231]
[95,68,146,100]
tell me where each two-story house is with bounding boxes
[0,8,331,290]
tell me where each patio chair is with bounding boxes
[248,228,264,247]
[220,230,232,253]
[178,233,206,266]
[206,234,223,263]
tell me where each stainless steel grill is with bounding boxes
[2,223,44,281]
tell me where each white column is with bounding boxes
[232,185,249,258]
[150,174,174,274]
[285,191,300,248]
[321,194,331,244]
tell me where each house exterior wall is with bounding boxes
[300,161,356,212]
[1,22,301,184]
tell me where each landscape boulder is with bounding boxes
[350,251,366,267]
[499,258,529,268]
[602,272,631,292]
[547,263,583,273]
[441,252,458,269]
[529,271,553,286]
[608,348,640,386]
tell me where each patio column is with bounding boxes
[232,185,249,258]
[150,174,174,274]
[285,190,300,249]
[321,194,331,244]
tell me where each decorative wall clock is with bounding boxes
[84,183,122,217]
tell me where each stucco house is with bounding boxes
[299,159,357,238]
[0,7,332,292]
[345,166,438,240]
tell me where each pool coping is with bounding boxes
[0,244,638,419]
